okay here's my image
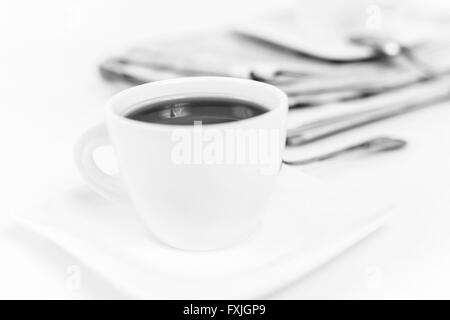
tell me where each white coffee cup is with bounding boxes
[75,77,288,250]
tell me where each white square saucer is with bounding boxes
[14,165,393,299]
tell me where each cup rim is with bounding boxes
[106,77,288,130]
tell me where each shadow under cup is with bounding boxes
[104,77,288,250]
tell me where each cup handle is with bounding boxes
[74,123,129,204]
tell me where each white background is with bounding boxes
[1,0,450,299]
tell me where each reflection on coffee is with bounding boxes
[126,96,268,125]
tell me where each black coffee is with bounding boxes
[126,96,268,125]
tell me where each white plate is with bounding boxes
[14,165,393,299]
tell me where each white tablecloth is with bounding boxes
[1,0,450,299]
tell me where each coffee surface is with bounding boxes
[126,96,268,125]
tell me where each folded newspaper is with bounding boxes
[100,29,450,105]
[99,27,450,143]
